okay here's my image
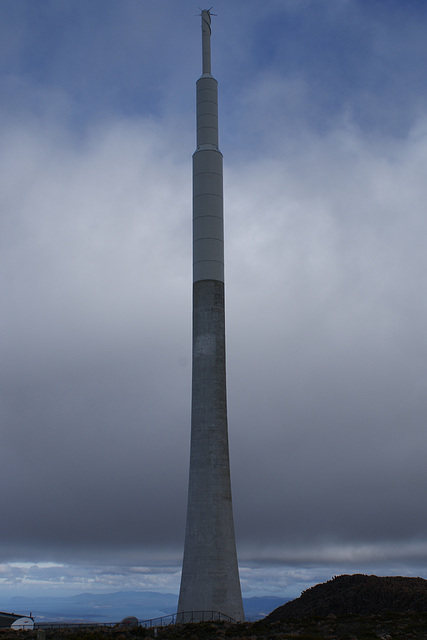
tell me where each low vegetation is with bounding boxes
[2,614,427,640]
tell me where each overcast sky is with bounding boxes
[1,0,427,605]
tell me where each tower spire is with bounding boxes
[177,10,244,623]
[201,9,212,75]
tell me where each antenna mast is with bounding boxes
[201,9,212,75]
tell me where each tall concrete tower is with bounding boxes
[177,9,244,623]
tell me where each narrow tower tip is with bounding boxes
[200,8,216,75]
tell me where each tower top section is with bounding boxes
[201,9,213,76]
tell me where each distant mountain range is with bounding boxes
[2,591,287,623]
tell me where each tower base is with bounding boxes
[178,280,244,623]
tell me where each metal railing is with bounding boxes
[141,610,236,626]
[35,610,237,631]
[35,622,116,630]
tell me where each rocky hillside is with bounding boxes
[265,573,427,621]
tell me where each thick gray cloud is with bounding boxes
[0,116,191,554]
[1,0,427,598]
